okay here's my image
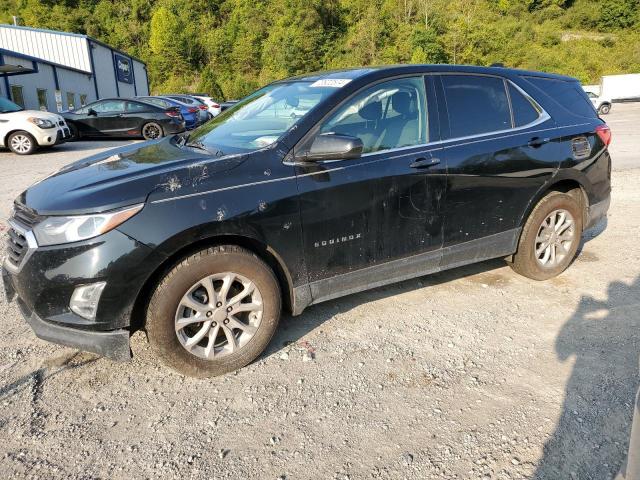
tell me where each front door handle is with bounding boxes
[528,137,550,147]
[410,157,441,169]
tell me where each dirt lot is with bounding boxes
[0,106,639,480]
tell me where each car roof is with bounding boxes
[279,64,578,83]
[138,96,190,106]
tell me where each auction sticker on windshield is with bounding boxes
[310,79,352,88]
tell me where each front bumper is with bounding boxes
[34,125,71,146]
[2,227,166,359]
[6,286,131,361]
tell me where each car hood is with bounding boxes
[1,110,65,123]
[17,138,247,215]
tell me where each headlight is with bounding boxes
[27,117,56,129]
[33,204,144,246]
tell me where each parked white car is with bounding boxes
[586,91,612,115]
[192,95,222,117]
[0,97,71,154]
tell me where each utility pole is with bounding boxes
[12,16,20,26]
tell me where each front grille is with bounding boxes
[12,203,40,228]
[6,227,28,267]
[4,203,39,271]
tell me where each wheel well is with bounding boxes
[130,235,294,332]
[530,179,588,229]
[3,129,30,146]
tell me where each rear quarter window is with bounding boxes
[523,76,597,118]
[441,75,511,138]
[508,84,542,127]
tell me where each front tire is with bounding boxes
[509,191,583,280]
[146,245,281,377]
[141,122,164,140]
[7,131,37,155]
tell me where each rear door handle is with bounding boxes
[410,157,441,169]
[528,137,550,147]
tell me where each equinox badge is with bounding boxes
[314,233,362,248]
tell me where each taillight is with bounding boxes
[199,105,207,110]
[188,107,198,113]
[595,124,612,147]
[212,103,220,109]
[165,110,180,118]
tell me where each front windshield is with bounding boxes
[0,97,23,113]
[185,81,338,155]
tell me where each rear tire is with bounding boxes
[68,123,80,141]
[7,131,37,155]
[598,103,611,115]
[146,245,281,377]
[509,191,583,280]
[141,122,164,140]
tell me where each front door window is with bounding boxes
[317,76,428,154]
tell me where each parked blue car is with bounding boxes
[137,96,201,129]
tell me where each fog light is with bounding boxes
[70,282,106,320]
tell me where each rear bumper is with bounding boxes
[586,195,610,230]
[164,120,186,135]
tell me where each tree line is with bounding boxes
[2,0,639,100]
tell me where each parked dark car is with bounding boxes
[136,96,202,129]
[62,98,185,140]
[2,65,611,377]
[219,99,239,112]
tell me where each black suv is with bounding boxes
[2,65,611,377]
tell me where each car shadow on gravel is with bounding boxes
[267,256,509,357]
[0,351,98,401]
[268,218,609,359]
[534,275,640,480]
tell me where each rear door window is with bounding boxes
[441,75,511,138]
[523,77,596,118]
[508,83,542,127]
[127,101,151,113]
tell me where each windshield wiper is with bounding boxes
[185,140,223,157]
[176,132,190,146]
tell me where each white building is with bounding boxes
[0,24,149,112]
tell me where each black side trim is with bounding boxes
[292,228,521,311]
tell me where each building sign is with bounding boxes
[55,90,63,112]
[114,54,133,84]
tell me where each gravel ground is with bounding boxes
[0,107,639,480]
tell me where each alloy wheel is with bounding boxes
[534,209,576,267]
[10,134,32,154]
[174,272,263,360]
[143,123,161,140]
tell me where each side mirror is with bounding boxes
[88,108,97,116]
[303,133,363,162]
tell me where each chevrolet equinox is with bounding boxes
[2,65,611,377]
